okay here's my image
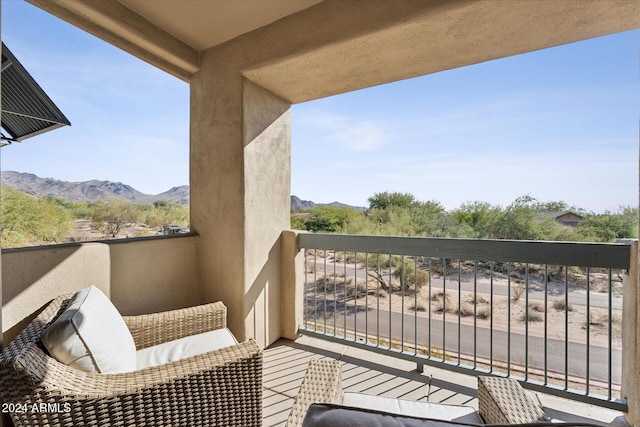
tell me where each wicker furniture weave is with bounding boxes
[283,360,547,427]
[284,359,343,427]
[477,376,546,424]
[0,294,263,427]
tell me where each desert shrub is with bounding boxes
[476,307,491,320]
[457,303,475,317]
[469,294,487,305]
[512,281,525,302]
[587,312,608,326]
[552,299,574,312]
[432,291,453,313]
[393,258,429,291]
[139,200,189,229]
[521,308,543,322]
[344,278,371,299]
[409,303,427,312]
[315,277,334,292]
[528,302,545,313]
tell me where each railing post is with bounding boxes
[281,230,304,340]
[622,240,638,426]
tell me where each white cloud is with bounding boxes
[296,111,388,151]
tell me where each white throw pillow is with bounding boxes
[41,286,137,374]
[342,392,483,424]
[136,328,238,370]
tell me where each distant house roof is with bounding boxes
[536,211,584,226]
[1,42,70,146]
[537,211,584,220]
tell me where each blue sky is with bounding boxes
[3,1,639,212]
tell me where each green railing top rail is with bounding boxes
[297,233,633,270]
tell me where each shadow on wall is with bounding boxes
[2,244,84,304]
[2,242,110,346]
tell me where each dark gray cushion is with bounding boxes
[301,404,606,427]
[302,404,484,427]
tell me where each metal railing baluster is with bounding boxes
[524,263,529,381]
[429,258,433,358]
[354,252,358,343]
[544,264,548,385]
[443,258,447,360]
[343,250,347,339]
[457,260,461,365]
[365,252,369,344]
[565,265,569,391]
[507,262,511,377]
[473,260,477,369]
[608,268,613,401]
[490,261,494,372]
[323,250,327,333]
[333,250,337,336]
[401,255,406,351]
[586,267,590,394]
[415,256,419,356]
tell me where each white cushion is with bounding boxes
[342,392,483,424]
[41,286,137,374]
[136,327,238,370]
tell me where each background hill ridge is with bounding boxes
[0,171,363,210]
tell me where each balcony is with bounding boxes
[2,231,637,425]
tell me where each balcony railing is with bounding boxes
[297,233,635,411]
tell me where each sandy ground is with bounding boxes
[70,219,158,241]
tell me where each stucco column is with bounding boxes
[622,241,639,425]
[191,53,291,348]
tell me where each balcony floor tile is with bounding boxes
[263,335,627,427]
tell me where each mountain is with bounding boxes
[290,195,316,211]
[0,171,363,210]
[0,171,189,205]
[290,195,365,211]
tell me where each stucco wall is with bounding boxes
[108,235,201,315]
[2,235,200,345]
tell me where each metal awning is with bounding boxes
[1,42,70,146]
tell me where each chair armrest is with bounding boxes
[477,376,546,424]
[123,301,227,349]
[284,359,343,427]
[5,339,262,427]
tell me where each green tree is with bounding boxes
[492,195,542,240]
[290,214,308,230]
[367,191,415,211]
[452,201,501,238]
[0,186,73,247]
[410,200,449,237]
[533,200,571,212]
[305,205,362,232]
[89,199,139,237]
[393,258,429,291]
[140,200,189,228]
[577,206,638,242]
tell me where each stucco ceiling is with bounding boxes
[26,0,640,100]
[117,0,323,51]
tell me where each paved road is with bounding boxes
[319,307,621,386]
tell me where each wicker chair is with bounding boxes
[284,359,554,427]
[0,294,263,427]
